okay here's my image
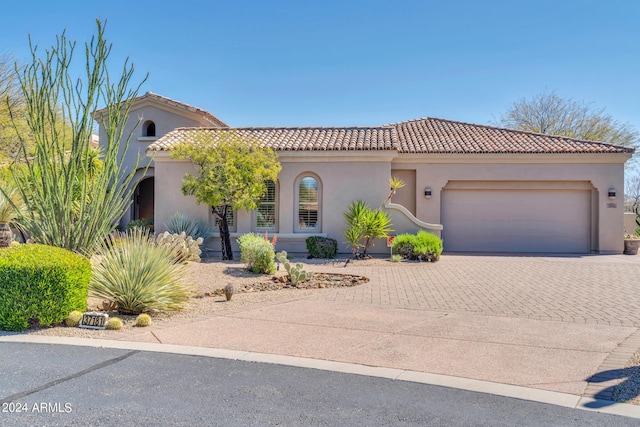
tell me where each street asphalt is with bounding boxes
[1,341,639,427]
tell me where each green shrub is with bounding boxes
[392,230,443,262]
[391,254,403,262]
[126,217,154,233]
[165,212,215,244]
[237,233,276,274]
[306,236,338,259]
[89,228,190,315]
[0,244,90,331]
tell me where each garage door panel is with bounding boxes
[442,189,590,253]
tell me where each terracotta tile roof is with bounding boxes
[391,117,634,154]
[148,126,397,152]
[95,92,228,127]
[148,116,634,155]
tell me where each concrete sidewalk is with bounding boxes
[5,253,640,415]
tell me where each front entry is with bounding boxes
[134,177,154,220]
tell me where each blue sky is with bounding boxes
[1,0,638,134]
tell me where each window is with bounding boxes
[143,120,156,137]
[213,205,235,232]
[296,175,320,232]
[256,180,277,230]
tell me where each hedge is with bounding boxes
[306,236,338,259]
[0,244,90,331]
[392,230,443,261]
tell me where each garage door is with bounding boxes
[442,183,591,253]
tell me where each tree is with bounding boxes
[626,173,640,232]
[171,130,281,260]
[496,90,638,148]
[0,53,30,163]
[4,20,146,254]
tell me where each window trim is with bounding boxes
[254,180,279,232]
[294,173,321,233]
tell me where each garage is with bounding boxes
[441,181,593,253]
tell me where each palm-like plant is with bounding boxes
[0,185,26,247]
[89,228,190,314]
[381,176,406,208]
[344,200,393,258]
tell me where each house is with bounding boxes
[97,92,634,255]
[96,92,228,227]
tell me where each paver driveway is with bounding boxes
[311,254,640,327]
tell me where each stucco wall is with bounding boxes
[153,151,394,255]
[153,150,629,256]
[98,103,214,178]
[154,156,211,230]
[392,155,628,253]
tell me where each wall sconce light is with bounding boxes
[608,188,616,199]
[424,187,432,198]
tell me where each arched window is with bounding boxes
[143,120,156,137]
[295,174,321,232]
[255,180,278,230]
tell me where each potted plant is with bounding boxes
[623,233,640,255]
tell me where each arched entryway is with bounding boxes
[134,177,154,220]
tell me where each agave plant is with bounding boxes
[89,228,190,314]
[0,185,27,247]
[165,212,215,244]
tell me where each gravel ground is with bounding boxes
[614,350,640,405]
[17,257,372,339]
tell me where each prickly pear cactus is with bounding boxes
[156,231,204,263]
[275,251,314,285]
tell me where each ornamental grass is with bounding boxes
[89,228,190,315]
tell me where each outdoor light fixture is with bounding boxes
[424,187,432,198]
[608,188,616,199]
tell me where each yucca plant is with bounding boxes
[89,228,190,314]
[343,200,393,258]
[343,226,364,258]
[165,212,215,243]
[381,176,406,208]
[0,185,27,247]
